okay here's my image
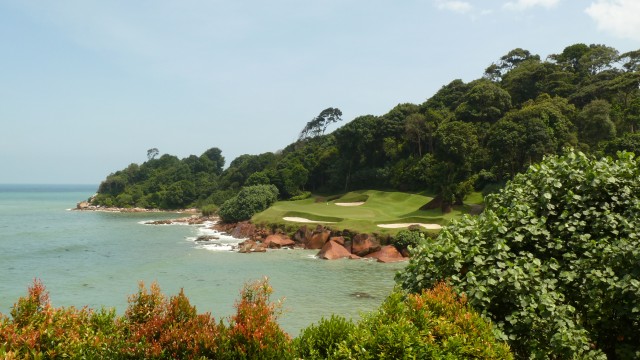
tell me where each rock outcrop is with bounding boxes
[350,233,381,257]
[238,240,267,253]
[305,226,331,249]
[364,245,407,263]
[317,240,352,260]
[263,234,296,249]
[329,236,345,246]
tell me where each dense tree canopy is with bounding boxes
[93,43,640,215]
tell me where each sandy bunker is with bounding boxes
[283,217,337,224]
[334,202,365,206]
[377,223,442,230]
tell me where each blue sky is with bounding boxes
[1,0,638,184]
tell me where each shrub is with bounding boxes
[288,191,311,201]
[220,278,292,359]
[0,279,121,358]
[218,185,279,223]
[397,150,640,359]
[200,204,218,216]
[121,281,219,359]
[294,315,356,359]
[305,284,512,359]
[392,229,426,252]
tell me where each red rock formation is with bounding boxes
[351,233,381,256]
[263,234,296,249]
[306,227,331,249]
[293,225,312,245]
[214,221,257,239]
[330,236,345,246]
[317,240,352,260]
[364,245,407,263]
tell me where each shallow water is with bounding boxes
[0,184,404,335]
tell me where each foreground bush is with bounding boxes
[1,279,510,359]
[294,283,512,359]
[0,279,120,358]
[0,278,288,359]
[398,150,640,359]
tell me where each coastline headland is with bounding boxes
[74,200,200,214]
[76,200,411,262]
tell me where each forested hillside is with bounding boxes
[91,43,640,212]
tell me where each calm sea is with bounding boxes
[0,184,403,335]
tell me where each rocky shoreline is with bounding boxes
[211,221,409,263]
[76,200,409,262]
[74,200,200,214]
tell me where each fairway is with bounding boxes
[252,190,481,234]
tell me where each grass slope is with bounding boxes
[252,190,481,235]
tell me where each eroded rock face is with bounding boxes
[263,234,296,249]
[364,245,407,263]
[316,240,352,260]
[293,225,312,245]
[351,234,381,257]
[306,227,331,249]
[230,222,257,239]
[329,236,345,246]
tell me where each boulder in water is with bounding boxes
[263,234,295,249]
[351,233,381,256]
[317,240,351,260]
[364,245,407,263]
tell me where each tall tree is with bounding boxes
[147,148,159,161]
[455,80,512,123]
[404,113,427,157]
[201,147,225,175]
[298,108,343,140]
[577,99,616,148]
[484,48,540,82]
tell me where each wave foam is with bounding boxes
[187,223,244,252]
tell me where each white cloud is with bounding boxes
[504,0,561,11]
[435,0,473,14]
[586,0,640,42]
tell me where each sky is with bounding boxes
[1,0,639,185]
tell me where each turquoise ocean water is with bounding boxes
[0,184,403,335]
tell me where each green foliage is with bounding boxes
[392,228,426,251]
[301,284,512,359]
[218,184,279,223]
[299,107,343,140]
[294,315,356,359]
[200,204,218,216]
[288,191,311,201]
[398,150,640,359]
[93,43,640,215]
[93,148,224,210]
[577,99,616,149]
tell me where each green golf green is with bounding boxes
[252,190,482,234]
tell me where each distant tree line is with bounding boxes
[92,43,640,214]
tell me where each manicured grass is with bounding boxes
[252,190,482,235]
